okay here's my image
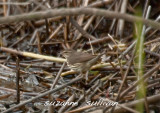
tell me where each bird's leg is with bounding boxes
[85,71,89,85]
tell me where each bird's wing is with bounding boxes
[68,53,96,64]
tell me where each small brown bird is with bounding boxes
[61,49,103,74]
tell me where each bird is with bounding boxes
[61,49,104,74]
